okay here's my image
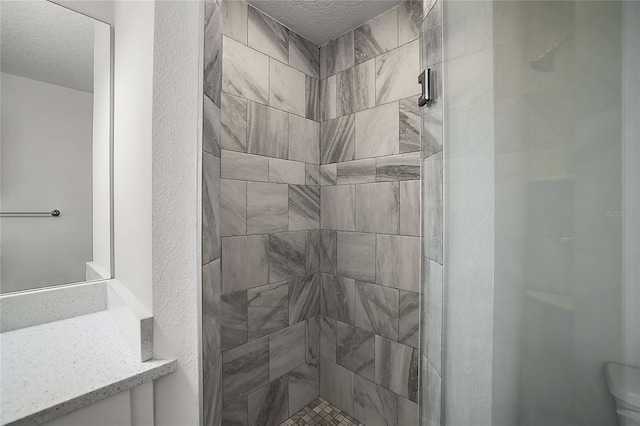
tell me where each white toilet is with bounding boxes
[606,363,640,426]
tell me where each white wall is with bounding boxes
[90,20,112,280]
[112,0,154,312]
[0,73,93,292]
[150,1,202,424]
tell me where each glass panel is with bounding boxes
[440,0,639,425]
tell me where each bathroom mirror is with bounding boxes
[0,1,112,293]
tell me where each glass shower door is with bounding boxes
[426,0,640,425]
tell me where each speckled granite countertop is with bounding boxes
[0,311,176,426]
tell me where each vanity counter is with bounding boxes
[0,311,176,426]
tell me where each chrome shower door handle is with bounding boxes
[418,68,431,106]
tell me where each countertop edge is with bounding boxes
[5,359,177,426]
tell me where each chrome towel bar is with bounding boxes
[0,210,60,217]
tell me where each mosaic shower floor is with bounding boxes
[280,397,365,426]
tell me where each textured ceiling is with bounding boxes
[247,0,404,46]
[1,1,95,93]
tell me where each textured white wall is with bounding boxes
[150,1,202,424]
[0,73,93,292]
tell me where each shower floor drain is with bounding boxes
[280,397,364,426]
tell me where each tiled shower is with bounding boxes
[200,0,440,424]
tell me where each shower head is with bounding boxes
[530,37,571,72]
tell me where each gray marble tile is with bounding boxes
[204,0,222,107]
[337,322,374,381]
[305,164,320,187]
[270,60,306,116]
[375,40,420,105]
[247,6,288,63]
[222,336,270,405]
[354,375,398,426]
[422,152,443,263]
[321,185,356,231]
[399,290,419,349]
[268,231,306,282]
[288,360,320,416]
[289,32,320,78]
[203,153,221,265]
[203,95,221,156]
[204,357,222,426]
[222,0,247,44]
[336,232,376,282]
[354,7,398,64]
[247,102,289,159]
[320,230,337,275]
[320,357,355,416]
[221,289,248,351]
[222,36,269,104]
[400,181,420,236]
[422,110,443,158]
[320,316,337,362]
[306,316,320,361]
[320,75,337,122]
[421,358,441,426]
[289,114,319,164]
[376,152,420,181]
[221,93,247,153]
[336,59,375,116]
[399,397,419,426]
[247,281,289,340]
[246,182,289,234]
[375,335,418,401]
[305,76,320,121]
[376,235,420,292]
[398,1,422,45]
[203,260,221,378]
[248,375,289,426]
[289,185,320,231]
[355,102,399,159]
[424,258,442,374]
[222,395,247,426]
[320,31,355,78]
[320,115,355,164]
[268,158,305,185]
[354,281,399,341]
[399,97,420,153]
[289,274,320,324]
[221,179,246,237]
[269,321,306,380]
[320,274,355,325]
[305,230,320,273]
[355,182,400,234]
[221,150,268,182]
[222,235,269,293]
[337,159,376,185]
[320,164,337,186]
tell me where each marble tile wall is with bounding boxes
[217,0,322,424]
[317,2,423,425]
[203,1,223,426]
[206,1,427,425]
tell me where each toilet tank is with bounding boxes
[605,363,640,426]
